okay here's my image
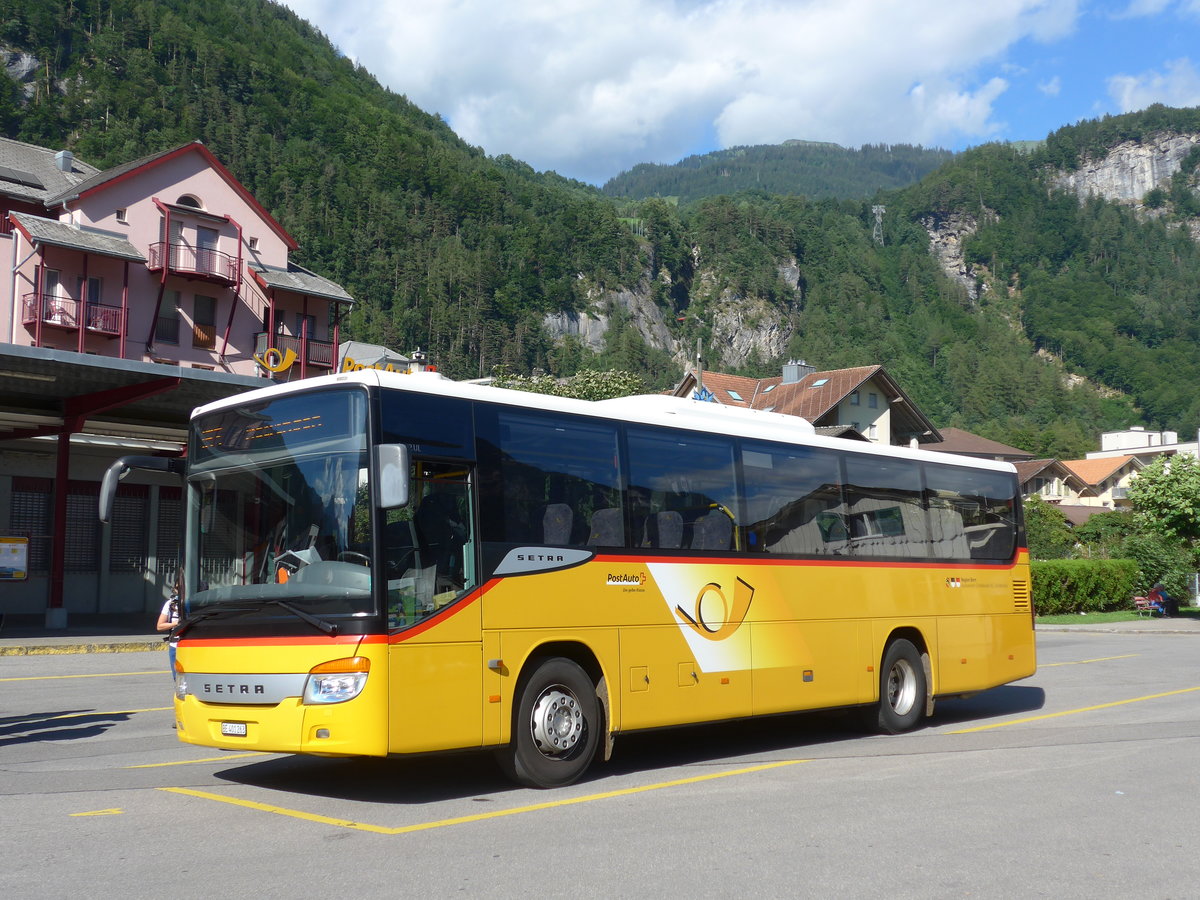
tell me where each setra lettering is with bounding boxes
[516,553,565,562]
[202,683,266,695]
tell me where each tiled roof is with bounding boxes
[1013,458,1059,482]
[0,137,98,203]
[1062,456,1137,486]
[251,262,354,304]
[9,212,145,261]
[753,365,880,421]
[929,427,1035,459]
[693,371,761,405]
[673,363,940,442]
[1057,504,1111,527]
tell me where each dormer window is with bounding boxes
[176,194,203,209]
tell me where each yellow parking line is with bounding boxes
[160,758,808,834]
[950,685,1200,733]
[27,707,173,720]
[0,671,165,682]
[1039,655,1137,667]
[127,753,272,768]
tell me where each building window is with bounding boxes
[193,295,216,349]
[156,487,182,583]
[867,424,878,440]
[176,194,203,209]
[727,389,743,402]
[849,390,860,405]
[64,483,101,573]
[156,290,181,344]
[115,208,127,223]
[110,485,148,572]
[868,393,879,409]
[10,477,51,575]
[297,313,315,339]
[76,275,102,305]
[248,236,259,251]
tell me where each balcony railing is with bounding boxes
[21,292,125,337]
[254,331,335,370]
[148,241,238,284]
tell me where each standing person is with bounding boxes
[156,571,183,679]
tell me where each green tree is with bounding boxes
[1023,495,1074,559]
[1127,455,1200,544]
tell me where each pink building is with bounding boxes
[2,138,353,376]
[0,138,355,627]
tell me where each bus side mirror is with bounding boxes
[99,455,184,523]
[376,443,410,509]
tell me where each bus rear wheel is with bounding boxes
[499,657,599,789]
[872,639,927,734]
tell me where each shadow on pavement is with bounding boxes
[212,685,1047,804]
[0,708,134,746]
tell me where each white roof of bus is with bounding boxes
[193,369,1016,475]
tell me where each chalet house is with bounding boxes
[1013,458,1088,504]
[672,360,941,446]
[0,137,354,627]
[1062,456,1142,508]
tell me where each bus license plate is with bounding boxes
[221,722,248,737]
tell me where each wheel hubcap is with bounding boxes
[887,658,918,716]
[531,686,583,757]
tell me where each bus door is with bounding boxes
[385,460,484,754]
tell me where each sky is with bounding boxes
[280,0,1200,186]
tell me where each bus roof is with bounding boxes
[192,369,1016,475]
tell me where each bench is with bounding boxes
[1133,595,1162,617]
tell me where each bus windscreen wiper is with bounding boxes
[266,599,340,636]
[171,604,257,640]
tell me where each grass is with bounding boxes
[1036,606,1200,625]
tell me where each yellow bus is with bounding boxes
[103,369,1035,788]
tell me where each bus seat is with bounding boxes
[691,510,732,550]
[643,510,683,549]
[587,507,624,547]
[542,503,574,545]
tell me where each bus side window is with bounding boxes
[628,427,738,552]
[477,408,622,548]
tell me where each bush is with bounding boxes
[1117,531,1194,596]
[1031,558,1139,614]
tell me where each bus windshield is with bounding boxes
[186,388,374,618]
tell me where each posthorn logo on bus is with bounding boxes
[946,577,962,588]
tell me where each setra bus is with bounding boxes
[101,368,1035,788]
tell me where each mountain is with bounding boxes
[602,141,955,204]
[0,0,643,381]
[4,1,1200,457]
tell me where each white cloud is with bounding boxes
[283,0,1083,183]
[1108,58,1200,111]
[1038,75,1063,96]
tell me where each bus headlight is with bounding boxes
[175,670,188,701]
[303,657,370,704]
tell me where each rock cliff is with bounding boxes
[1050,132,1200,205]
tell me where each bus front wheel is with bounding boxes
[872,639,927,734]
[499,657,599,789]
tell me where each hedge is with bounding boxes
[1030,558,1139,615]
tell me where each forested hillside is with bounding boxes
[0,0,642,380]
[3,0,1200,457]
[602,141,954,204]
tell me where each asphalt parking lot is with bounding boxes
[2,624,1198,899]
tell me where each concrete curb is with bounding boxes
[0,641,164,657]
